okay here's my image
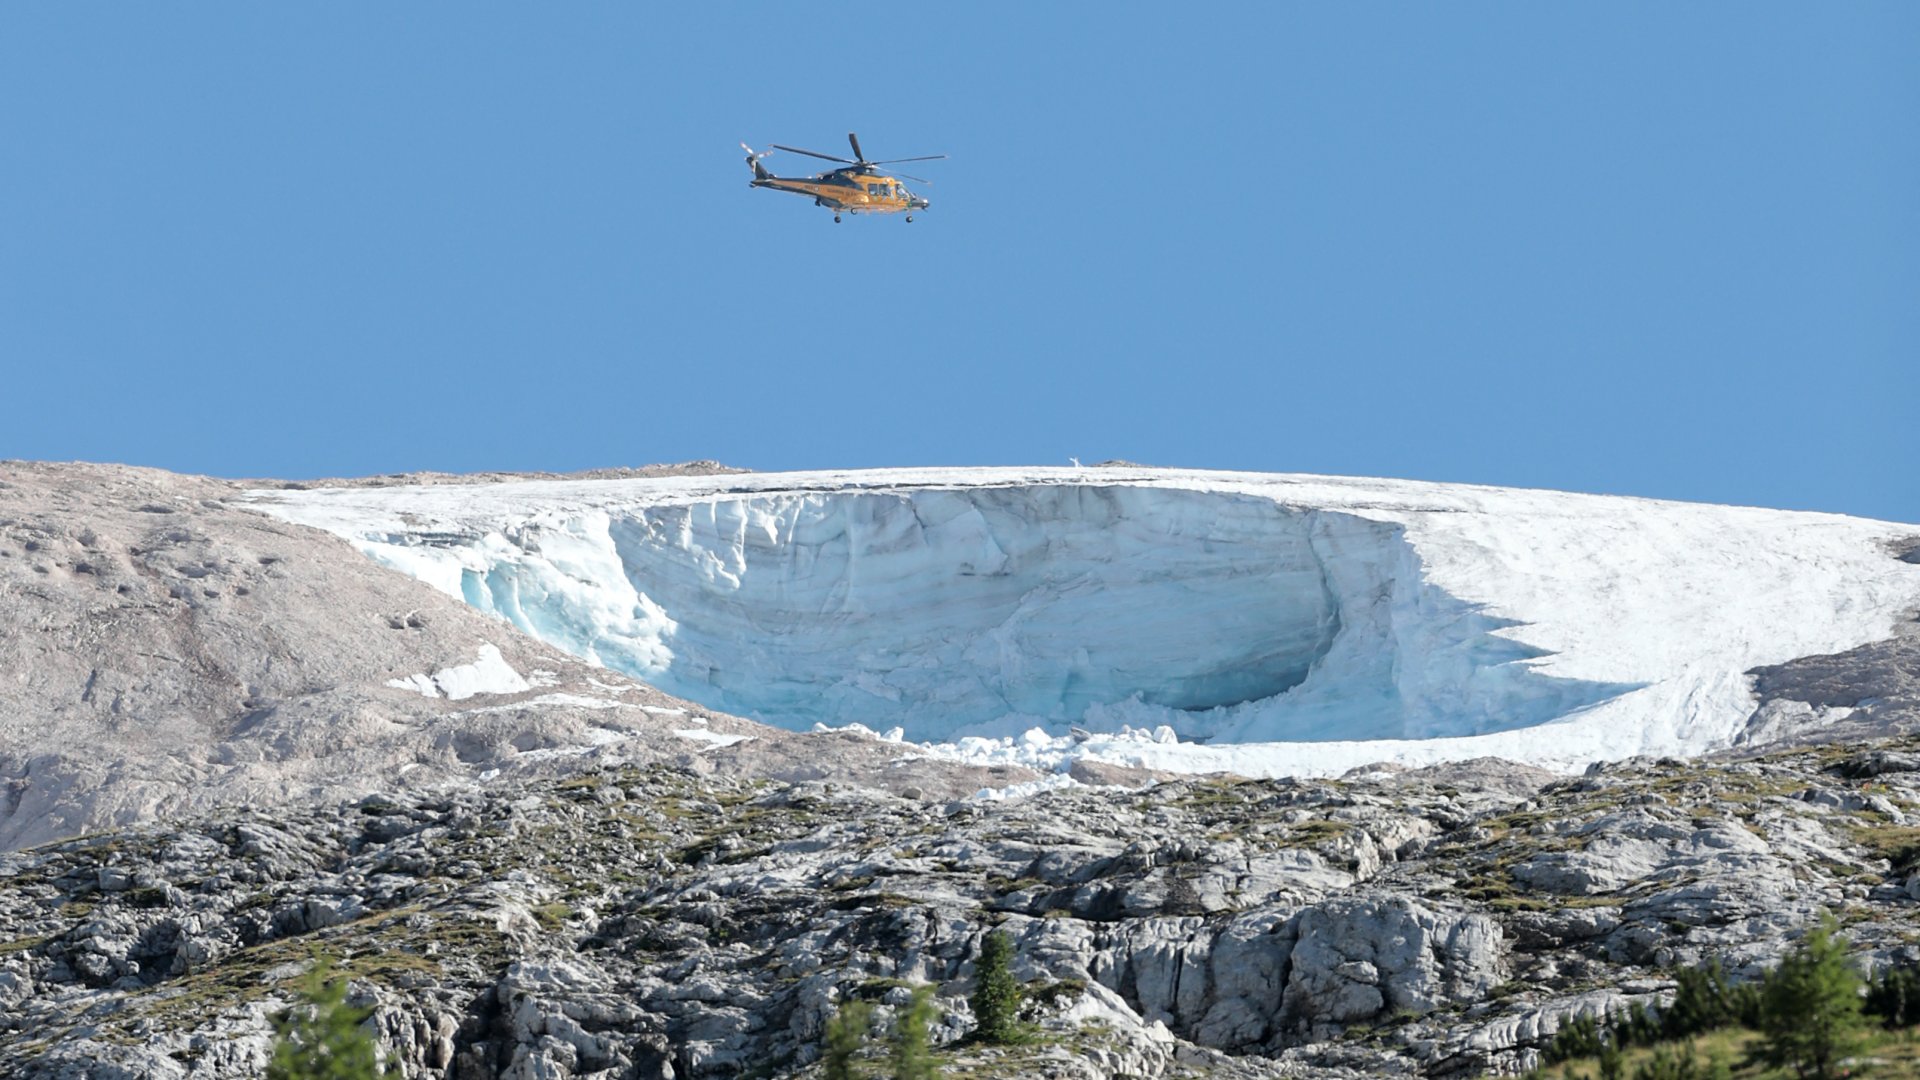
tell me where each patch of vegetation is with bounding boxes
[1488,979,1534,1000]
[1489,896,1556,913]
[672,835,769,867]
[1026,977,1088,1009]
[1867,963,1920,1029]
[0,934,50,955]
[1169,778,1254,810]
[531,902,571,931]
[116,903,486,1036]
[827,891,920,913]
[1849,824,1920,875]
[266,951,381,1080]
[1287,818,1354,843]
[1528,914,1920,1080]
[821,997,872,1080]
[124,885,172,908]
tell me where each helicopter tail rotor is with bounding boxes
[740,142,773,181]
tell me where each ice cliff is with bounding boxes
[253,467,1920,775]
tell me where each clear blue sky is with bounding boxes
[3,5,1914,522]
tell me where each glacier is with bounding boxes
[251,467,1920,776]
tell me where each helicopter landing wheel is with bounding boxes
[833,214,841,223]
[905,215,914,223]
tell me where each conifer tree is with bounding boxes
[968,930,1026,1045]
[822,998,872,1080]
[1758,913,1865,1080]
[888,984,939,1080]
[267,954,381,1080]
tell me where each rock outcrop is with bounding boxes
[1,737,1916,1077]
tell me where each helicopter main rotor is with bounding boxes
[769,132,946,183]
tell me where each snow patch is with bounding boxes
[387,643,531,701]
[386,673,439,698]
[674,729,754,749]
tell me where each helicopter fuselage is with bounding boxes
[743,134,942,221]
[751,167,928,217]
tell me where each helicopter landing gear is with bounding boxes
[905,215,914,223]
[833,214,842,223]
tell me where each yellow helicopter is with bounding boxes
[740,132,945,223]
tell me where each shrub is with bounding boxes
[1597,1039,1625,1080]
[267,954,381,1080]
[1610,1001,1660,1049]
[1545,1013,1605,1064]
[821,999,872,1080]
[1661,959,1761,1038]
[1865,960,1920,1029]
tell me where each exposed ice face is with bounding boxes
[252,466,1920,775]
[345,485,1631,743]
[576,486,1356,734]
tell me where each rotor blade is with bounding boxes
[887,172,933,185]
[867,155,947,164]
[848,132,865,162]
[771,144,854,164]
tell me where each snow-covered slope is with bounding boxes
[250,467,1920,776]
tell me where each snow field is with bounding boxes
[253,467,1920,776]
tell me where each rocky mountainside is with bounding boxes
[0,462,1029,851]
[2,736,1918,1078]
[2,460,1917,1079]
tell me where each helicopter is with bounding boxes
[740,132,945,223]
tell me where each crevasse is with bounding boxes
[388,485,1633,742]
